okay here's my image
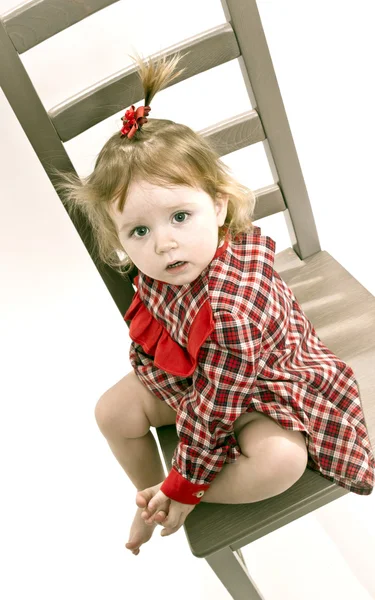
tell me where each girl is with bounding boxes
[57,51,374,556]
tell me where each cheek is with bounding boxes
[192,214,218,234]
[196,222,220,242]
[119,237,135,259]
[121,239,149,267]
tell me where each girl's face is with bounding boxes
[110,180,228,285]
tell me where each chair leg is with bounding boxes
[205,546,266,600]
[235,548,250,576]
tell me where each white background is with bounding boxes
[1,1,375,599]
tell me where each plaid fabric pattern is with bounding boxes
[126,226,375,496]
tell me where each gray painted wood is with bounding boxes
[0,18,135,320]
[1,0,121,53]
[156,248,375,559]
[221,0,321,260]
[206,547,266,600]
[252,184,286,221]
[199,109,265,157]
[49,23,240,141]
[0,20,73,181]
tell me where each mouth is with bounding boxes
[166,261,188,272]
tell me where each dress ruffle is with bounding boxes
[124,292,215,377]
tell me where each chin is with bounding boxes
[163,271,197,285]
[147,262,207,284]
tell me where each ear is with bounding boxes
[215,194,229,227]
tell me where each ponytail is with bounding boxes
[130,49,188,109]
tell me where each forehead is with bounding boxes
[125,181,198,205]
[112,181,208,223]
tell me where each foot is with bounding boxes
[125,482,169,555]
[125,505,158,556]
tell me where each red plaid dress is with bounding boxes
[124,226,375,504]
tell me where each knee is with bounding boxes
[94,392,115,435]
[94,387,150,439]
[94,389,126,437]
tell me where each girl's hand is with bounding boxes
[141,489,196,536]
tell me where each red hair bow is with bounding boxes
[120,105,151,139]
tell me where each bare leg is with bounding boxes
[98,411,306,554]
[106,430,165,491]
[103,431,168,555]
[105,418,307,505]
[202,417,308,504]
[96,369,306,505]
[128,419,307,552]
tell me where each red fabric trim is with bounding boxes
[160,467,210,504]
[124,295,215,376]
[213,228,230,258]
[187,300,215,358]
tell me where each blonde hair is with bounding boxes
[55,50,256,277]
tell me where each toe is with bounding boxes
[126,542,140,555]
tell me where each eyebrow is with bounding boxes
[120,202,198,231]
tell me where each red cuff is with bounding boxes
[160,467,210,505]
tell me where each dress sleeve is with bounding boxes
[160,311,263,504]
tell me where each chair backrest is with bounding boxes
[0,0,321,319]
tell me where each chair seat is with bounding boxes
[156,248,375,558]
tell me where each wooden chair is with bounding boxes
[1,2,374,598]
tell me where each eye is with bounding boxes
[129,212,190,238]
[131,226,148,238]
[173,211,190,223]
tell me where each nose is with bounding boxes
[154,230,178,254]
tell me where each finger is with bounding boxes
[147,490,166,513]
[143,508,167,525]
[141,504,157,521]
[160,514,180,534]
[142,510,157,524]
[161,526,178,537]
[142,508,167,524]
[145,492,168,522]
[154,511,167,523]
[136,487,155,511]
[161,527,172,536]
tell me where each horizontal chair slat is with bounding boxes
[200,110,265,156]
[252,184,286,221]
[49,23,240,141]
[2,0,121,54]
